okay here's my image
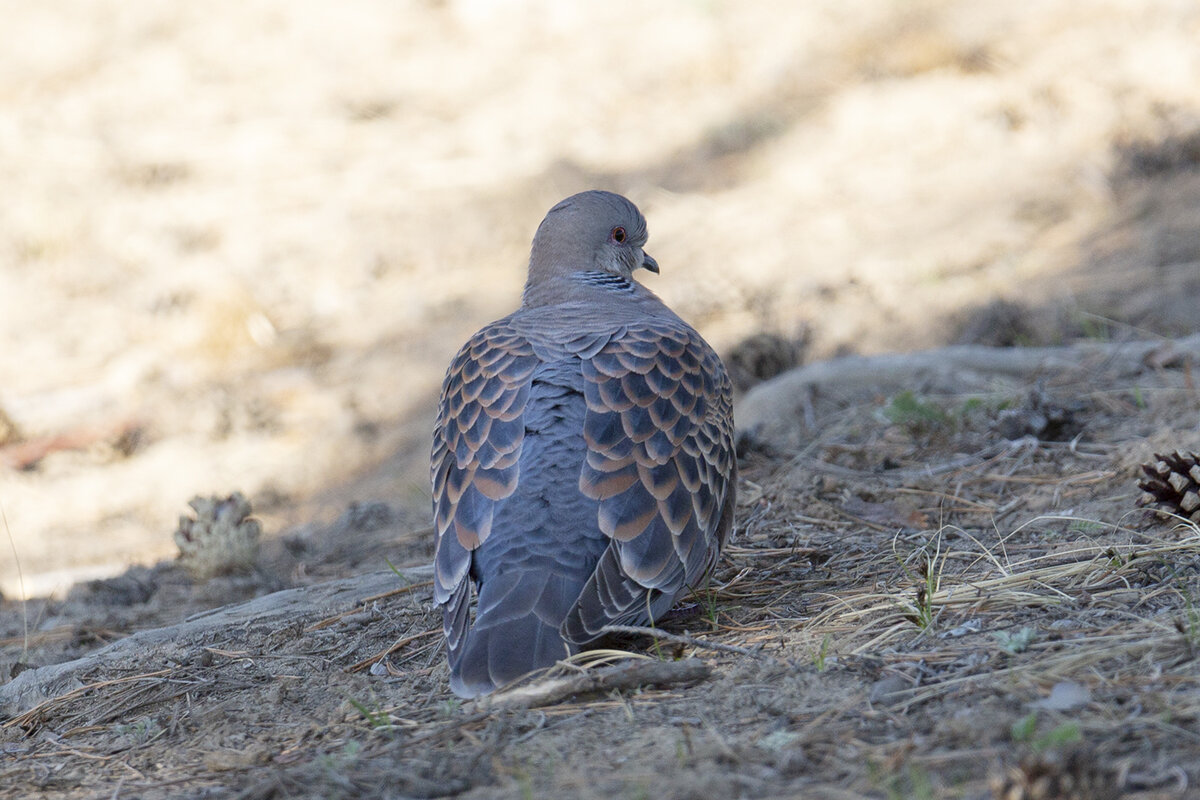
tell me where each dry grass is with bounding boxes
[10,361,1198,798]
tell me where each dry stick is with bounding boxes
[345,629,441,673]
[0,627,125,649]
[599,624,767,659]
[793,442,1013,484]
[3,669,174,730]
[304,578,434,632]
[358,578,434,606]
[479,658,712,711]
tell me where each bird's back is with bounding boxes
[431,193,736,698]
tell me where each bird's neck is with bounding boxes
[521,270,643,309]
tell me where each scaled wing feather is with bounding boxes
[566,320,736,642]
[431,320,537,637]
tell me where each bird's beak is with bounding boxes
[641,252,660,274]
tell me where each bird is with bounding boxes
[431,190,736,698]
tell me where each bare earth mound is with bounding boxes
[3,334,1199,799]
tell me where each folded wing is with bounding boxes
[431,321,539,662]
[563,321,736,642]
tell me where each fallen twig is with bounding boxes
[345,629,441,673]
[599,624,765,658]
[478,657,711,710]
[304,576,433,633]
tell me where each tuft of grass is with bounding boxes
[683,577,725,634]
[1011,712,1082,751]
[1037,722,1082,750]
[384,557,409,582]
[1075,311,1116,342]
[112,717,163,746]
[995,627,1037,654]
[881,390,950,436]
[813,632,834,671]
[959,396,985,414]
[1174,589,1200,656]
[1011,712,1038,743]
[894,533,945,631]
[513,767,535,800]
[347,695,393,731]
[868,760,936,800]
[318,739,363,778]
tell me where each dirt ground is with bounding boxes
[3,0,1200,797]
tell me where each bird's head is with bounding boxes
[525,191,658,303]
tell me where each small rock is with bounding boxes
[1032,681,1091,711]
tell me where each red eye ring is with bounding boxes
[610,226,626,244]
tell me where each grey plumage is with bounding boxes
[431,191,736,698]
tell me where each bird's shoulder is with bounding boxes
[441,287,726,398]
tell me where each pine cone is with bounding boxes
[174,492,261,580]
[1137,451,1200,523]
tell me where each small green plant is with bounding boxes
[906,764,935,800]
[906,582,935,630]
[693,580,721,632]
[347,695,393,730]
[112,718,163,746]
[1011,712,1082,751]
[1158,558,1200,653]
[384,557,408,581]
[514,767,535,800]
[1037,722,1082,750]
[639,594,670,660]
[813,632,834,671]
[629,784,653,800]
[1010,712,1038,742]
[867,759,936,800]
[895,534,945,631]
[994,627,1037,654]
[1177,593,1200,655]
[1076,311,1114,342]
[881,391,950,436]
[959,396,984,414]
[318,739,363,776]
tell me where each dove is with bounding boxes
[431,190,736,698]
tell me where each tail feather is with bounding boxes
[448,569,582,698]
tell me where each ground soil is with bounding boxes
[3,1,1200,798]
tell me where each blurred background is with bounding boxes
[2,0,1199,598]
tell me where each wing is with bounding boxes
[562,321,736,643]
[431,320,539,654]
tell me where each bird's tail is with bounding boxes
[447,569,583,698]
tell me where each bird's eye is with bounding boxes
[610,226,626,244]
